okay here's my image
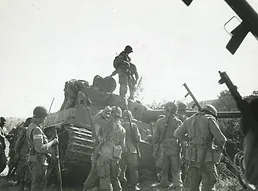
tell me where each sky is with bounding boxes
[1,0,258,118]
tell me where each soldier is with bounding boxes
[15,117,32,191]
[93,106,112,147]
[174,104,227,191]
[27,106,59,191]
[177,102,188,122]
[82,106,112,191]
[60,79,78,110]
[96,106,125,191]
[6,124,20,179]
[110,45,139,99]
[240,98,258,189]
[176,102,189,188]
[119,110,141,191]
[0,117,7,174]
[153,102,183,190]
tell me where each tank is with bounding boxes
[44,77,158,184]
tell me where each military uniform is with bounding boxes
[111,50,139,99]
[96,118,125,191]
[83,106,112,191]
[27,120,53,191]
[154,114,183,190]
[15,125,31,191]
[174,111,227,191]
[0,127,7,173]
[119,117,141,189]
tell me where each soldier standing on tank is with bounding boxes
[174,105,227,191]
[110,45,139,99]
[0,117,7,174]
[82,106,112,191]
[119,110,141,191]
[153,102,183,191]
[27,106,59,191]
[95,106,125,191]
[14,117,32,191]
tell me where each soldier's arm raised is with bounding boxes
[33,127,57,154]
[208,118,227,148]
[174,120,188,141]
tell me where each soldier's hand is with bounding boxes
[50,138,59,146]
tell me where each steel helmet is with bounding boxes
[123,110,133,120]
[111,106,122,118]
[164,102,178,114]
[124,45,133,53]
[33,106,48,118]
[0,117,6,124]
[201,104,218,117]
[177,102,187,112]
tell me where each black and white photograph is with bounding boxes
[0,0,258,190]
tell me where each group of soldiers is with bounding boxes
[81,99,227,191]
[0,45,256,191]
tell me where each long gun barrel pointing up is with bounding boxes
[183,83,202,110]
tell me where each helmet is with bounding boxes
[124,45,133,53]
[123,110,133,120]
[0,117,6,124]
[201,104,217,117]
[111,106,122,118]
[33,106,48,118]
[164,102,178,114]
[177,102,187,112]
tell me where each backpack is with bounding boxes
[113,55,121,70]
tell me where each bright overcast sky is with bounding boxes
[1,0,258,118]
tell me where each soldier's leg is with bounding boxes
[111,159,122,191]
[119,155,128,184]
[182,162,190,191]
[127,153,139,190]
[188,163,202,191]
[170,154,183,191]
[119,84,127,98]
[0,153,7,173]
[83,164,98,191]
[128,84,135,100]
[160,152,170,187]
[29,163,47,191]
[201,162,217,191]
[96,156,112,191]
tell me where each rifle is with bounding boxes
[53,127,63,191]
[86,98,97,145]
[218,71,258,187]
[48,98,63,191]
[183,83,202,111]
[181,0,258,55]
[124,98,141,158]
[152,105,174,158]
[218,71,258,135]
